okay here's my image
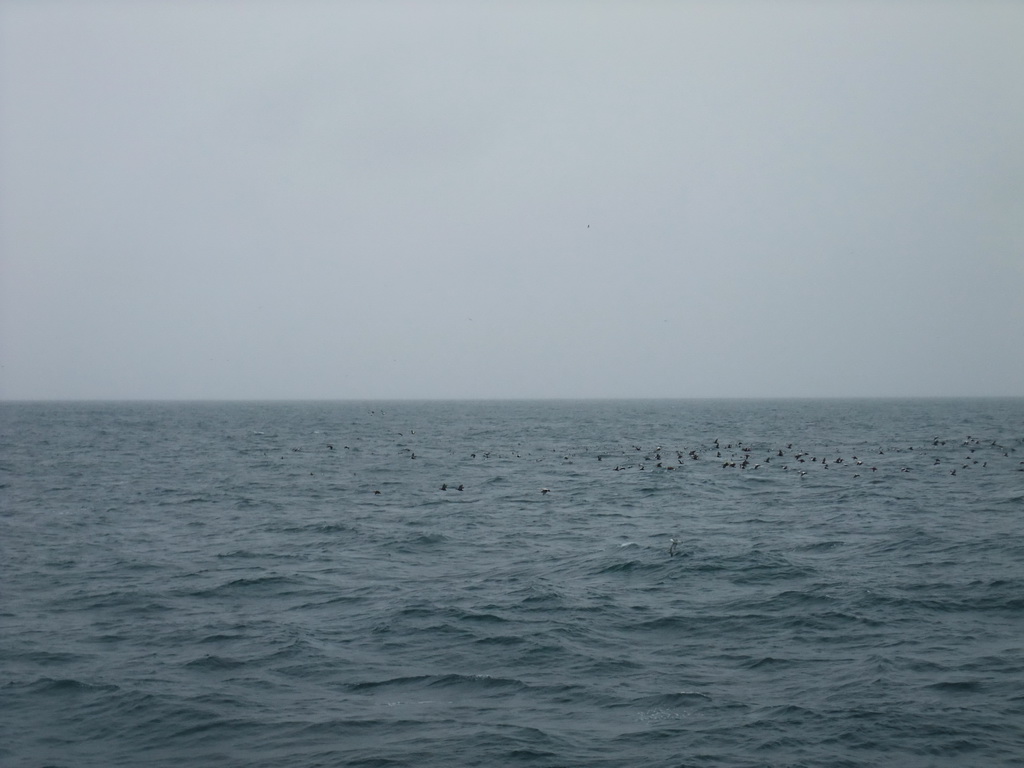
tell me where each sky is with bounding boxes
[1,1,1022,400]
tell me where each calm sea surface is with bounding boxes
[2,399,1023,767]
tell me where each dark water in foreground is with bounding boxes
[2,399,1023,767]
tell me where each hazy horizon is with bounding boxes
[2,2,1022,400]
[3,395,1021,405]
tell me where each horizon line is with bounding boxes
[2,395,1022,404]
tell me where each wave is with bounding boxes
[11,677,120,695]
[184,654,248,671]
[348,673,530,694]
[189,574,310,597]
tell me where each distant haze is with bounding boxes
[2,1,1022,400]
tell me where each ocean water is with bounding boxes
[2,399,1023,767]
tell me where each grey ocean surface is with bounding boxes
[2,399,1023,767]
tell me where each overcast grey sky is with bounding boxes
[1,1,1022,400]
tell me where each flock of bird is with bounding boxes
[284,428,1022,498]
[264,420,1022,560]
[598,434,1022,479]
